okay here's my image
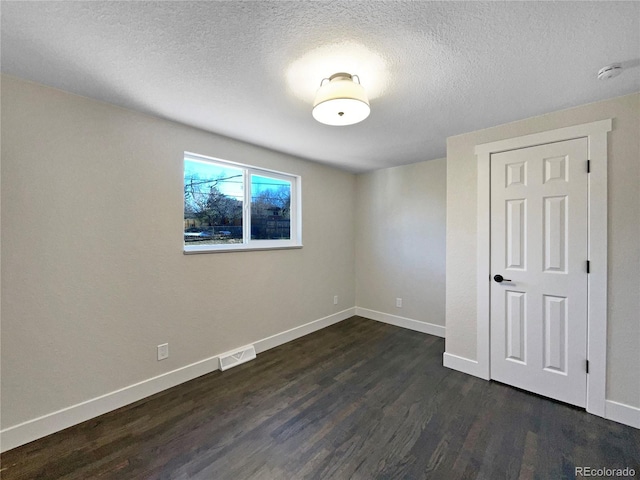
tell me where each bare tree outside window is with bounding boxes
[184,161,244,244]
[183,154,300,252]
[250,175,291,240]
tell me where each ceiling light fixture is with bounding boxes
[312,73,370,126]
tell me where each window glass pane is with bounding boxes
[184,159,244,245]
[250,174,291,240]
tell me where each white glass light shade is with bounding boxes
[312,73,370,126]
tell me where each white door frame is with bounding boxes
[474,119,611,417]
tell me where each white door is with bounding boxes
[490,138,588,407]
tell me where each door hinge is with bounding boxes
[587,260,590,273]
[586,360,590,374]
[587,160,591,173]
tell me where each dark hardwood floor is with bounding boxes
[1,316,638,479]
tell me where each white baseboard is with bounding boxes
[255,307,355,353]
[355,307,445,338]
[0,355,222,453]
[441,357,640,429]
[442,352,489,380]
[605,400,640,429]
[0,307,356,453]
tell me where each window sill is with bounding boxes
[184,244,303,255]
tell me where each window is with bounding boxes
[183,153,301,253]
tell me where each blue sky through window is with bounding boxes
[184,158,244,200]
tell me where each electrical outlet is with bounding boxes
[334,295,339,305]
[396,298,402,308]
[157,343,169,361]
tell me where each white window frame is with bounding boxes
[183,152,302,254]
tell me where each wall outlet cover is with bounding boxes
[157,343,169,361]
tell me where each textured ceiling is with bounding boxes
[2,1,639,172]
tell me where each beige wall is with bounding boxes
[446,93,640,408]
[356,159,446,327]
[3,72,637,434]
[0,75,356,428]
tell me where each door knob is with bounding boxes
[493,274,511,283]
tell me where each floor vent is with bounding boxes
[218,345,256,371]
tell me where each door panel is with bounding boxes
[543,294,567,373]
[490,138,588,407]
[505,290,526,362]
[543,195,567,272]
[506,199,526,269]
